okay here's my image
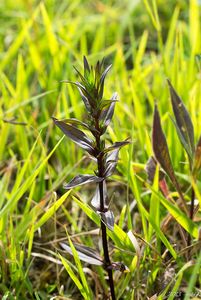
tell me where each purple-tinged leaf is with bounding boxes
[106,148,119,163]
[152,104,176,183]
[73,66,88,85]
[99,99,118,111]
[59,118,99,139]
[61,118,90,130]
[52,117,95,155]
[100,92,118,133]
[98,64,112,100]
[61,80,94,109]
[152,104,188,212]
[91,181,109,210]
[168,80,195,160]
[76,86,92,111]
[99,210,114,231]
[193,135,201,177]
[83,56,90,76]
[104,149,120,177]
[103,139,130,154]
[61,80,86,92]
[64,174,103,189]
[60,242,103,266]
[145,156,165,183]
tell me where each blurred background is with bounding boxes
[0,1,201,299]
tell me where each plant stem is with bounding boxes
[187,186,195,246]
[99,182,116,300]
[95,125,116,300]
[190,187,195,220]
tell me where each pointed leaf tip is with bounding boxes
[83,56,90,74]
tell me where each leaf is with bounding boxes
[52,117,95,155]
[67,237,93,299]
[77,86,91,112]
[103,139,130,154]
[61,80,93,110]
[152,104,188,212]
[99,99,118,111]
[167,80,195,160]
[169,115,193,160]
[148,183,199,239]
[99,210,115,231]
[60,118,90,130]
[152,104,177,187]
[59,254,89,300]
[193,134,201,177]
[64,174,103,189]
[83,56,90,76]
[100,92,118,133]
[98,64,112,100]
[62,118,98,135]
[34,191,71,231]
[72,195,135,250]
[104,148,120,177]
[91,181,109,210]
[60,242,103,266]
[145,156,165,183]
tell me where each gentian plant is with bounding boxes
[53,57,129,300]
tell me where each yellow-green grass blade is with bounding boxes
[0,135,64,218]
[34,190,71,232]
[59,254,89,300]
[68,235,93,299]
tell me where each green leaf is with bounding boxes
[67,236,93,299]
[34,191,71,231]
[59,254,89,300]
[146,182,199,239]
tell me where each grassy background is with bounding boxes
[0,0,201,299]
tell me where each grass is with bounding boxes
[0,0,201,299]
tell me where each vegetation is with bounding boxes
[0,0,201,299]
